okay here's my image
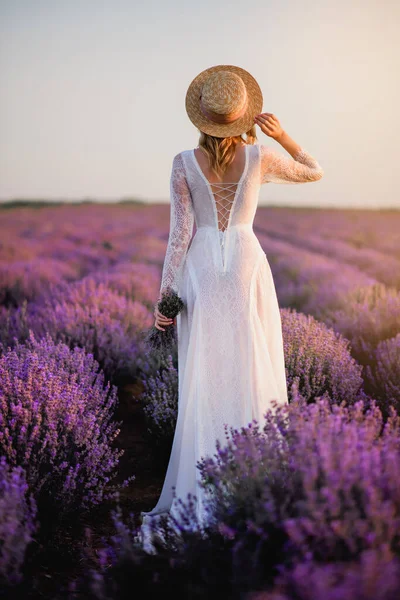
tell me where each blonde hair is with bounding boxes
[198,125,258,178]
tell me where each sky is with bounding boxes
[0,0,399,208]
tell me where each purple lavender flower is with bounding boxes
[88,261,161,307]
[139,353,178,442]
[257,550,400,599]
[197,396,400,566]
[143,287,184,357]
[0,456,38,586]
[365,333,400,416]
[325,282,400,366]
[0,258,77,308]
[0,330,133,522]
[255,230,375,320]
[281,307,364,404]
[74,394,400,597]
[0,276,153,385]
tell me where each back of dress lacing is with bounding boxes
[158,143,324,299]
[208,181,241,231]
[192,145,248,232]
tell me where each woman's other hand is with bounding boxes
[154,305,174,331]
[254,113,284,141]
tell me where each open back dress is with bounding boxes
[141,141,323,545]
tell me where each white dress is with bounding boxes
[141,141,323,545]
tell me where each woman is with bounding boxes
[141,64,323,545]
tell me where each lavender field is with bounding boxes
[1,201,400,599]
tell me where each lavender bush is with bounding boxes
[0,203,139,279]
[0,456,37,587]
[76,394,400,599]
[88,261,161,308]
[197,396,400,565]
[0,277,153,385]
[365,333,400,416]
[0,300,30,353]
[281,307,364,404]
[0,258,78,308]
[0,331,133,523]
[256,550,400,600]
[256,219,400,290]
[324,282,400,366]
[74,497,242,599]
[138,353,178,444]
[255,231,376,320]
[254,207,400,263]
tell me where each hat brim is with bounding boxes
[185,64,263,138]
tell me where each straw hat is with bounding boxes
[185,64,263,138]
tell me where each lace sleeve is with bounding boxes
[260,144,324,184]
[158,152,195,300]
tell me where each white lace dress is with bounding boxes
[141,141,323,548]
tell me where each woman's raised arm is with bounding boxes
[260,143,324,184]
[254,114,324,184]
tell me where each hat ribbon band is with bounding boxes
[199,95,248,124]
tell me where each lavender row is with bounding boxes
[80,395,400,599]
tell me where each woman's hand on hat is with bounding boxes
[254,113,284,142]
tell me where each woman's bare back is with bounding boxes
[193,141,247,185]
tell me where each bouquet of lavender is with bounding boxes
[144,287,184,356]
